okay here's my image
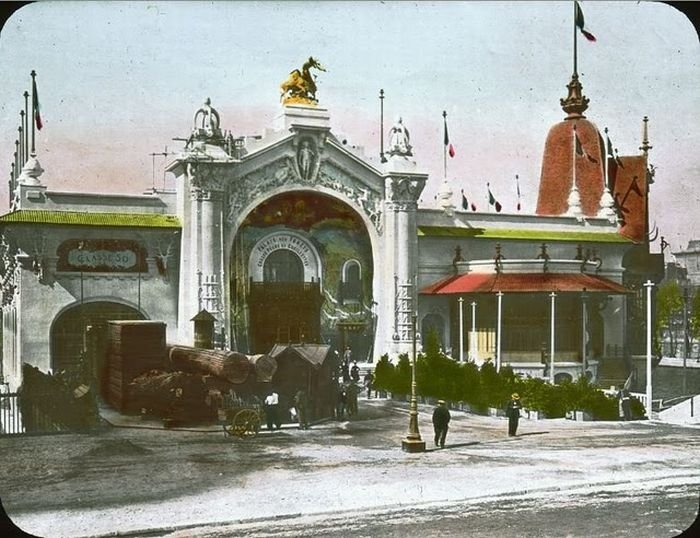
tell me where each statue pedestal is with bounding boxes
[274,105,330,132]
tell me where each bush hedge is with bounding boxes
[373,345,641,420]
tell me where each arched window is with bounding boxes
[263,250,304,282]
[341,259,362,303]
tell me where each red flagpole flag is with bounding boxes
[444,116,455,158]
[32,77,43,130]
[487,184,502,213]
[575,1,596,42]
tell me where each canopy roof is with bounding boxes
[421,272,630,295]
[268,343,331,368]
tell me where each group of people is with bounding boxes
[262,389,311,431]
[432,393,524,448]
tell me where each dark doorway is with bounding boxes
[51,302,145,396]
[248,250,322,354]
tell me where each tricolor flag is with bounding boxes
[575,132,585,157]
[575,1,596,42]
[622,371,633,392]
[32,76,43,130]
[606,135,614,159]
[575,131,597,163]
[487,183,502,213]
[444,113,455,158]
[614,148,624,168]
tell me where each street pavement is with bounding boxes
[2,397,700,537]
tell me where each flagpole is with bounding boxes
[379,89,386,163]
[30,70,37,155]
[604,127,609,190]
[442,110,448,179]
[23,91,29,159]
[572,124,577,193]
[515,174,521,212]
[573,0,578,75]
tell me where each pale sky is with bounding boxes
[1,1,698,254]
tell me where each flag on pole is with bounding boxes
[606,135,614,159]
[515,174,522,211]
[575,1,596,42]
[614,148,624,168]
[622,371,633,392]
[575,132,585,157]
[461,189,469,211]
[487,183,502,213]
[575,131,597,163]
[444,114,455,158]
[32,76,43,130]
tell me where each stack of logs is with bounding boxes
[125,344,278,420]
[106,321,167,412]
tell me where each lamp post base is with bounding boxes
[401,438,426,453]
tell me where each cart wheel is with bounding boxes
[229,409,261,439]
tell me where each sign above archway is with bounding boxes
[248,231,321,284]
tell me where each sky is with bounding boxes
[0,1,698,255]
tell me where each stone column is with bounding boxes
[382,168,426,357]
[186,162,227,346]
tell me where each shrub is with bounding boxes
[373,354,395,393]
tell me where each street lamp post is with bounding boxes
[496,291,503,372]
[458,297,464,362]
[682,283,689,396]
[644,280,654,419]
[470,301,477,362]
[549,292,556,384]
[402,313,425,452]
[581,290,588,377]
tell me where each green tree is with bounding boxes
[689,288,700,347]
[656,281,683,356]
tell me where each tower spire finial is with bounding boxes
[640,115,652,155]
[560,73,589,119]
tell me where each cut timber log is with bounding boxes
[167,345,252,384]
[248,354,278,382]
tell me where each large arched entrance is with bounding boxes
[51,301,145,395]
[230,191,374,356]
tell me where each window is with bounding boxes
[263,250,304,282]
[341,260,362,303]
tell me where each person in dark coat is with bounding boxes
[293,389,310,429]
[336,386,347,420]
[363,371,374,398]
[432,400,451,448]
[619,388,632,421]
[505,393,523,436]
[350,361,360,383]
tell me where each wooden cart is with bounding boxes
[218,391,263,439]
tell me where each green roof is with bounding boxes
[417,226,632,243]
[0,210,181,229]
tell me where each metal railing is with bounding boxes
[0,392,24,435]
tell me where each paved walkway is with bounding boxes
[3,398,700,537]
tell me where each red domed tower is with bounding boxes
[536,73,606,217]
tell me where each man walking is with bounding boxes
[293,389,310,429]
[432,400,451,448]
[264,390,281,431]
[505,393,523,436]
